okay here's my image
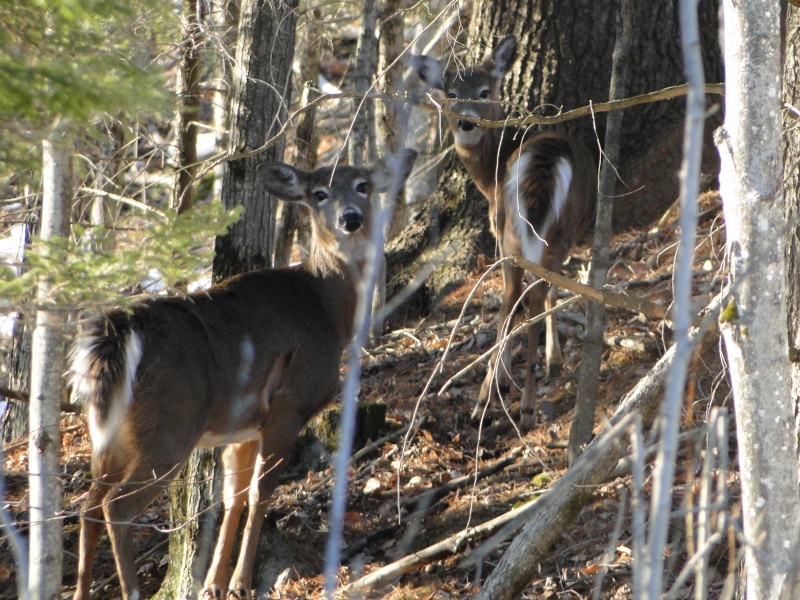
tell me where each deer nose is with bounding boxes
[457,119,477,132]
[339,209,364,233]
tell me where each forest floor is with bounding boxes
[1,191,734,599]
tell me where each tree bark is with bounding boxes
[718,1,800,598]
[161,1,298,595]
[174,0,208,214]
[28,133,70,600]
[212,0,298,279]
[468,0,722,230]
[347,0,378,168]
[783,4,800,484]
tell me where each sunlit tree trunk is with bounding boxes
[28,132,70,600]
[160,0,298,595]
[718,1,800,597]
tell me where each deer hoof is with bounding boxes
[227,587,250,599]
[200,586,222,599]
[545,362,562,380]
[520,406,537,430]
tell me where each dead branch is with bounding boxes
[510,255,667,319]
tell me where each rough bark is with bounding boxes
[174,0,208,214]
[347,0,378,167]
[212,0,298,279]
[783,4,800,482]
[274,8,322,268]
[161,0,298,595]
[718,1,800,598]
[468,0,723,230]
[568,0,632,465]
[155,451,219,600]
[28,134,70,600]
[385,160,496,321]
[388,0,722,320]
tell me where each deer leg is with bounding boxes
[103,462,183,600]
[477,261,525,414]
[227,399,307,599]
[521,282,548,429]
[202,440,260,599]
[544,284,563,378]
[73,480,113,600]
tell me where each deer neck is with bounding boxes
[454,124,522,211]
[304,246,359,340]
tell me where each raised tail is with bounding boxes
[68,311,143,454]
[505,135,575,264]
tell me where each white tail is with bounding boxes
[69,149,418,600]
[412,35,596,428]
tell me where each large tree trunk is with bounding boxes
[160,1,298,595]
[469,0,722,230]
[718,1,800,598]
[783,4,800,483]
[387,0,722,319]
[212,0,297,279]
[28,133,70,600]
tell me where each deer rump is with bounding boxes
[70,267,343,470]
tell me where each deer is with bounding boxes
[69,148,418,600]
[411,35,596,429]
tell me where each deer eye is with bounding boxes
[479,89,490,99]
[355,180,368,195]
[447,91,457,99]
[312,189,329,203]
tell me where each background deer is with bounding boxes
[69,149,417,600]
[412,35,596,428]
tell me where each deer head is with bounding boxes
[411,35,517,148]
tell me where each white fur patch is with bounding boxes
[71,331,143,454]
[506,155,573,264]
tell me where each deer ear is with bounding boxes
[410,55,447,90]
[370,148,419,193]
[258,163,308,201]
[486,35,517,79]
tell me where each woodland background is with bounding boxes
[1,0,800,598]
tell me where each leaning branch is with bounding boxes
[509,255,668,320]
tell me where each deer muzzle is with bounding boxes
[457,119,478,132]
[339,208,364,233]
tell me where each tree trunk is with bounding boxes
[174,0,208,214]
[347,0,378,167]
[718,1,800,598]
[568,0,632,465]
[160,0,298,595]
[388,0,722,320]
[212,0,298,279]
[783,4,800,485]
[28,134,70,600]
[468,0,722,230]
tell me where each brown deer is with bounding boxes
[412,35,595,428]
[69,149,418,600]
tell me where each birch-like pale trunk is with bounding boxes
[718,1,800,597]
[28,134,70,600]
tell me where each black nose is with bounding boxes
[457,119,477,132]
[339,209,364,233]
